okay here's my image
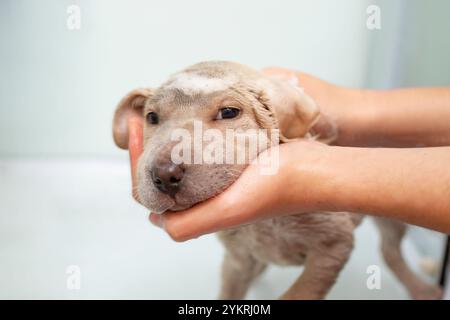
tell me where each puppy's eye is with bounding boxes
[146,112,159,124]
[215,107,240,120]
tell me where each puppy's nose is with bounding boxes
[151,162,184,197]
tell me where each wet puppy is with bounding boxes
[113,61,441,299]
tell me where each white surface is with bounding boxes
[0,158,442,299]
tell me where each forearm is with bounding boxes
[304,145,450,233]
[298,72,450,147]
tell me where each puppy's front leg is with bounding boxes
[219,251,267,300]
[280,241,353,300]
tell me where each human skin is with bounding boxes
[263,67,450,147]
[127,69,450,241]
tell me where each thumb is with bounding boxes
[128,117,144,202]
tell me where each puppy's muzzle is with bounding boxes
[150,148,185,198]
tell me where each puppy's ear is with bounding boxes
[113,88,153,149]
[251,77,321,142]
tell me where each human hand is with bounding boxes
[262,67,358,145]
[263,67,450,147]
[146,139,329,241]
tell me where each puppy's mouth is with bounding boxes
[169,203,191,212]
[169,192,206,211]
[150,192,195,214]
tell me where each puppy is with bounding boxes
[113,61,442,299]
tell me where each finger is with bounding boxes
[149,212,163,228]
[261,66,287,75]
[261,66,294,78]
[157,197,227,242]
[157,161,275,241]
[262,67,302,87]
[128,117,144,202]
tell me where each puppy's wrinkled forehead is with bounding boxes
[164,72,235,95]
[147,61,261,108]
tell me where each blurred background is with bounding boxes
[0,0,449,299]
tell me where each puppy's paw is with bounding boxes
[410,284,443,300]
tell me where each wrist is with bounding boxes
[280,141,341,213]
[286,143,364,214]
[330,87,377,147]
[297,72,372,146]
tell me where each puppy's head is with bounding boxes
[113,61,324,213]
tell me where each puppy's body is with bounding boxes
[219,212,362,299]
[221,212,360,266]
[113,61,442,300]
